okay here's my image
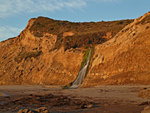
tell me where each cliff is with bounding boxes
[0,12,149,86]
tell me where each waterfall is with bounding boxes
[69,49,92,89]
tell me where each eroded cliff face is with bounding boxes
[83,12,150,87]
[0,19,84,85]
[0,13,149,86]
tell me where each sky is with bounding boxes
[0,0,149,41]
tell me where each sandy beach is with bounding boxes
[0,85,150,113]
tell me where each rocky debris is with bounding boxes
[34,107,49,113]
[141,106,150,113]
[0,93,94,112]
[18,109,34,113]
[18,107,49,113]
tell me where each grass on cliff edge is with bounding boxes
[80,49,90,69]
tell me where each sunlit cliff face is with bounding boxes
[0,12,150,86]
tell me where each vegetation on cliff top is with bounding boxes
[29,17,133,50]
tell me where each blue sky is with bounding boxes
[0,0,149,41]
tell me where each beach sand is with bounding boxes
[0,85,150,113]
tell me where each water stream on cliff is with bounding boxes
[69,49,92,89]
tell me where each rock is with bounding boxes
[18,109,23,113]
[18,107,49,113]
[81,104,93,109]
[24,109,30,113]
[86,104,93,108]
[141,106,150,113]
[34,107,49,113]
[17,109,33,113]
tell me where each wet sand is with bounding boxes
[0,85,150,113]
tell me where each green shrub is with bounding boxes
[81,49,90,68]
[29,16,133,50]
